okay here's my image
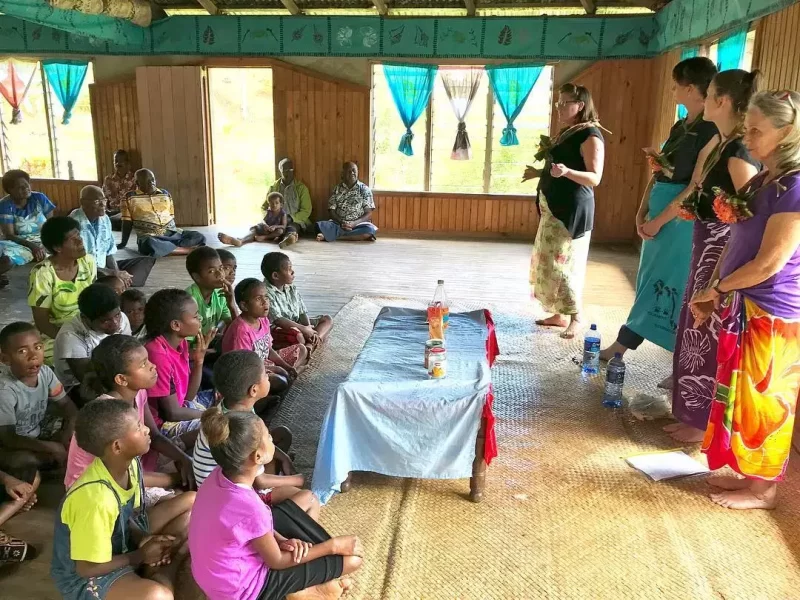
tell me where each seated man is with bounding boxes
[71,185,156,288]
[118,168,206,258]
[101,149,136,231]
[316,161,378,242]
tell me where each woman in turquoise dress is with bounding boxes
[601,57,719,366]
[0,169,56,266]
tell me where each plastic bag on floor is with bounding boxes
[628,391,672,421]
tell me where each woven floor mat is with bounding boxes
[272,296,800,599]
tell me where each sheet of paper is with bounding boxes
[625,450,709,481]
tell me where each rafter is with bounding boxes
[372,0,389,16]
[195,0,220,15]
[280,0,303,14]
[464,0,476,16]
[579,0,596,14]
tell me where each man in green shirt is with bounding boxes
[268,158,313,234]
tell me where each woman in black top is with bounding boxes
[666,69,761,443]
[600,57,719,362]
[525,83,605,339]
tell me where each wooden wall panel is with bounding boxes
[272,64,370,222]
[753,2,800,90]
[372,192,537,238]
[135,66,212,226]
[89,79,141,181]
[32,179,95,215]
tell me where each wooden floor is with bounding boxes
[0,231,640,598]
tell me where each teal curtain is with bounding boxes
[42,61,89,125]
[383,64,437,156]
[677,46,699,119]
[485,64,543,146]
[717,26,748,71]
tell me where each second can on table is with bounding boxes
[428,346,447,379]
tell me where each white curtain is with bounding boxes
[440,68,483,161]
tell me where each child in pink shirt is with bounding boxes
[222,278,307,397]
[189,406,363,600]
[143,288,217,446]
[64,335,196,513]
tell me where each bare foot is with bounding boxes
[287,579,351,600]
[561,320,582,340]
[279,232,298,249]
[316,233,326,242]
[599,342,627,362]
[670,425,706,443]
[663,422,686,433]
[217,233,243,247]
[657,374,674,390]
[710,483,777,510]
[707,475,751,490]
[536,314,569,328]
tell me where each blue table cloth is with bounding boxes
[311,307,491,504]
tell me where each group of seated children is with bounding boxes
[1,243,362,599]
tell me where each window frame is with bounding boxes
[369,61,554,196]
[0,60,97,181]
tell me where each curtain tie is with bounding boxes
[10,108,22,125]
[457,122,467,132]
[500,125,519,147]
[398,128,415,156]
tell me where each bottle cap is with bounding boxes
[614,352,621,358]
[590,324,597,330]
[437,279,444,284]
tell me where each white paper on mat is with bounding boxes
[625,450,710,481]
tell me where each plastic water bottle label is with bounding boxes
[606,368,625,386]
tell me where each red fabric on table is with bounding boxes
[483,309,499,464]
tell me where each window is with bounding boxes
[706,28,756,71]
[371,64,553,195]
[0,62,97,180]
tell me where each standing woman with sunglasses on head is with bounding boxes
[601,57,719,365]
[524,83,606,340]
[691,90,800,510]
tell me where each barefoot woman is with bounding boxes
[601,57,718,361]
[527,83,605,339]
[666,69,761,444]
[692,90,800,510]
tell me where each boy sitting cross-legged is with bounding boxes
[54,284,132,404]
[0,322,78,479]
[185,246,238,340]
[51,398,192,600]
[261,252,332,357]
[193,350,318,518]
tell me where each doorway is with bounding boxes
[208,67,275,228]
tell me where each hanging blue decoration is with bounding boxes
[486,64,543,146]
[42,60,89,125]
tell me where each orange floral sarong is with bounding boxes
[702,294,800,481]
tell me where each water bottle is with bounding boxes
[581,324,601,374]
[603,353,626,408]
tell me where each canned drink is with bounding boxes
[428,347,447,379]
[424,339,444,369]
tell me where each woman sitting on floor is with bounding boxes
[0,169,55,266]
[28,217,97,365]
[691,89,800,510]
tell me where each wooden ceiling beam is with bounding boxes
[280,0,303,14]
[464,0,476,16]
[195,0,220,14]
[372,0,389,15]
[579,0,596,14]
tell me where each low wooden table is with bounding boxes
[311,306,495,505]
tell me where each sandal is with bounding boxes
[0,530,37,563]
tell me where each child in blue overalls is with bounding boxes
[51,398,189,600]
